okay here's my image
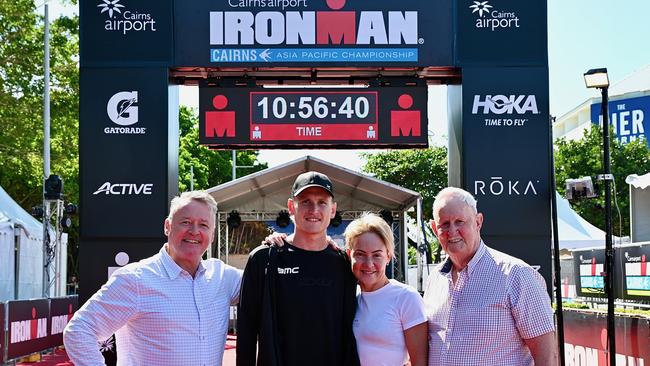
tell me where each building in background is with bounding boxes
[553,65,650,145]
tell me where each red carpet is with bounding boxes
[17,336,238,366]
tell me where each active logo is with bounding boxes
[93,182,153,195]
[98,0,157,35]
[105,91,146,134]
[469,1,520,31]
[472,95,539,115]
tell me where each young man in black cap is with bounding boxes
[237,171,360,366]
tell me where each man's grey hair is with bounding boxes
[432,187,478,217]
[168,191,218,220]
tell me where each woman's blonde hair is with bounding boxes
[344,213,394,259]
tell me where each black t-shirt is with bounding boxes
[237,242,359,366]
[275,243,349,365]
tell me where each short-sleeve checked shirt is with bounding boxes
[423,242,554,366]
[64,245,242,366]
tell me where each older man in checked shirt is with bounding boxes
[64,191,242,365]
[424,187,557,366]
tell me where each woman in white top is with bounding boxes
[344,213,428,366]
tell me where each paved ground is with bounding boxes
[17,335,238,366]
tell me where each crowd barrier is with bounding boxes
[564,308,649,365]
[1,296,78,364]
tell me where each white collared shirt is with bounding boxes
[64,245,242,366]
[423,242,554,366]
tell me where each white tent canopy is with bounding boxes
[627,172,650,242]
[556,192,606,249]
[207,155,421,212]
[0,185,44,300]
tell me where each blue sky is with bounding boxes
[44,0,650,170]
[548,0,650,117]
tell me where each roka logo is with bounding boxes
[472,95,539,115]
[474,176,539,196]
[105,91,146,134]
[93,182,153,195]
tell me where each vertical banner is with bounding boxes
[455,0,547,66]
[48,296,79,348]
[80,0,173,66]
[79,68,173,238]
[563,310,650,365]
[6,299,50,360]
[461,66,552,290]
[79,0,176,309]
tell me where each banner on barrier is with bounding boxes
[7,299,50,360]
[199,83,428,148]
[49,296,79,348]
[620,243,650,300]
[5,297,79,361]
[564,310,650,365]
[572,248,607,298]
[572,243,650,301]
[174,0,452,67]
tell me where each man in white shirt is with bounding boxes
[424,187,557,366]
[64,191,242,366]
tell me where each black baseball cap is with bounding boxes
[291,171,334,198]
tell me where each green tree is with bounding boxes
[554,126,650,236]
[178,106,267,191]
[0,1,80,278]
[361,147,448,218]
[0,1,79,208]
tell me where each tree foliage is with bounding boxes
[0,1,80,279]
[178,106,267,191]
[554,126,650,236]
[0,1,79,209]
[361,147,448,219]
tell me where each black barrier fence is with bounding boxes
[563,309,650,365]
[1,296,78,362]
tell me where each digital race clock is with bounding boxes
[199,83,427,148]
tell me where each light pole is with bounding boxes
[584,68,615,365]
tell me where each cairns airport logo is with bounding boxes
[469,1,520,31]
[105,91,146,134]
[98,0,157,35]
